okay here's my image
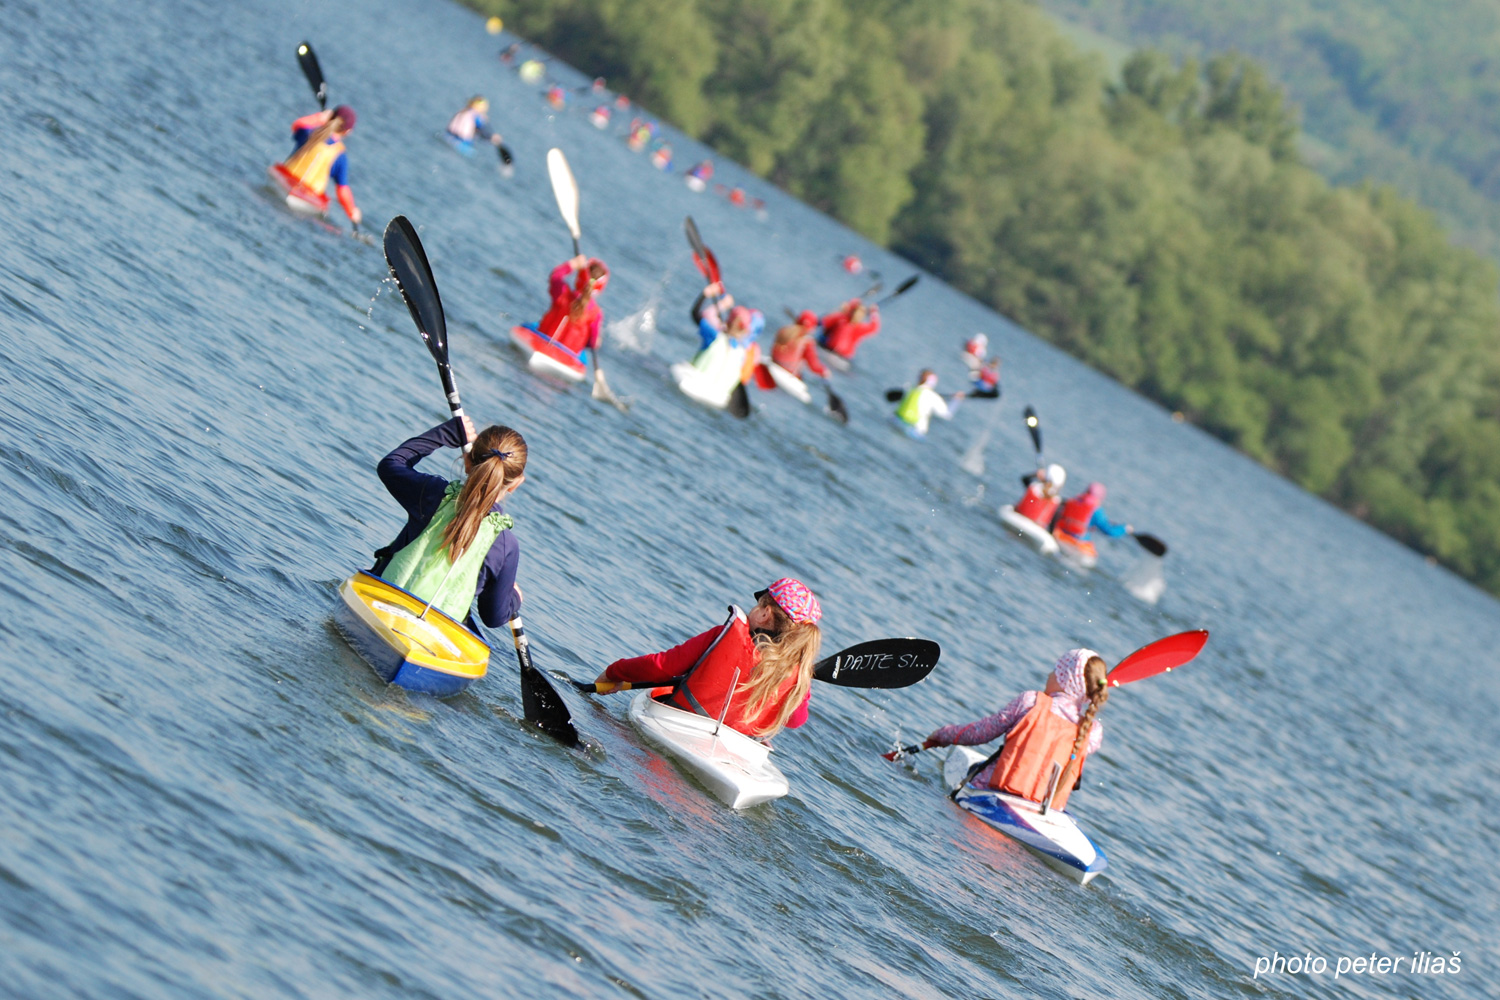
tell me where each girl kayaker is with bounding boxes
[893,369,963,438]
[445,95,503,154]
[766,310,831,383]
[685,282,763,402]
[1013,463,1067,527]
[534,255,610,360]
[370,417,526,630]
[1054,482,1130,545]
[593,579,823,738]
[921,649,1108,808]
[281,105,361,226]
[818,298,880,359]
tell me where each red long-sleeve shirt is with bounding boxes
[771,333,829,379]
[538,261,602,354]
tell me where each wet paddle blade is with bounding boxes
[885,388,903,402]
[727,382,750,419]
[592,369,629,412]
[874,275,919,306]
[813,638,940,689]
[1024,405,1042,455]
[547,148,581,242]
[825,385,848,425]
[1108,630,1208,687]
[684,216,721,284]
[1134,532,1168,557]
[383,216,448,366]
[510,619,579,745]
[297,41,327,109]
[498,143,513,166]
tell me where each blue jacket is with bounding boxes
[371,419,520,628]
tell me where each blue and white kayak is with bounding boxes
[944,747,1107,885]
[628,693,789,809]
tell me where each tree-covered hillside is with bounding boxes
[1039,0,1500,260]
[472,0,1500,596]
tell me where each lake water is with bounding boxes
[0,0,1493,997]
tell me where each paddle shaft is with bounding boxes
[873,276,918,307]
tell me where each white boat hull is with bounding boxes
[998,505,1059,555]
[628,693,789,809]
[943,747,1107,884]
[671,361,735,410]
[764,361,813,403]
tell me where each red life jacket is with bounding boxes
[665,615,798,736]
[987,693,1086,809]
[538,293,601,354]
[1013,484,1059,526]
[1055,492,1101,539]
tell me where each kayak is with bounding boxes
[944,747,1107,885]
[510,325,587,383]
[267,163,328,216]
[1053,530,1099,569]
[332,571,490,698]
[685,175,707,193]
[761,361,813,403]
[628,692,789,809]
[670,360,738,410]
[998,505,1060,555]
[818,348,851,373]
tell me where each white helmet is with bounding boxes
[1046,463,1067,487]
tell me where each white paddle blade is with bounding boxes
[547,147,582,240]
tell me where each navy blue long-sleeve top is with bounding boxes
[373,419,521,628]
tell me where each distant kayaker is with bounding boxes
[768,310,830,382]
[283,105,361,226]
[970,357,1001,398]
[818,299,880,359]
[445,95,503,154]
[593,579,823,738]
[370,417,526,630]
[535,255,609,361]
[1014,463,1067,527]
[961,333,988,372]
[921,648,1108,808]
[1054,482,1130,545]
[686,282,762,399]
[893,369,962,438]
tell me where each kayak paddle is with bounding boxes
[297,41,326,110]
[568,637,940,694]
[546,148,626,411]
[1132,532,1168,557]
[873,275,918,307]
[880,630,1209,762]
[727,382,751,419]
[884,389,904,403]
[824,384,849,424]
[858,275,884,299]
[382,216,577,745]
[681,217,749,419]
[1024,405,1043,458]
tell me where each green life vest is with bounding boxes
[382,482,514,620]
[895,385,924,425]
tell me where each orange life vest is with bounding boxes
[283,135,346,195]
[1055,492,1101,539]
[1014,484,1059,526]
[987,693,1086,809]
[665,616,798,737]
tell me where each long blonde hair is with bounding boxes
[739,598,821,737]
[441,425,526,561]
[1065,656,1110,769]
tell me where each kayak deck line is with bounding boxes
[333,571,489,698]
[944,747,1107,885]
[628,692,789,809]
[510,325,587,383]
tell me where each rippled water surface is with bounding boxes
[2,0,1495,997]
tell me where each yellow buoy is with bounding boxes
[486,16,503,34]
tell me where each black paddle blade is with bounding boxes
[1134,532,1168,557]
[1024,405,1042,454]
[813,638,940,689]
[885,388,904,403]
[498,143,513,166]
[521,663,579,745]
[684,216,705,258]
[296,42,327,109]
[728,382,751,419]
[382,216,448,365]
[826,386,849,425]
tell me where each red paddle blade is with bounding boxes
[1107,630,1209,686]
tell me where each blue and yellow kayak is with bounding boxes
[333,571,489,697]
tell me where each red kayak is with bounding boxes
[267,163,329,216]
[510,325,587,383]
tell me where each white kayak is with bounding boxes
[628,692,789,809]
[670,360,736,410]
[998,505,1059,555]
[944,747,1107,885]
[762,361,813,403]
[510,325,588,383]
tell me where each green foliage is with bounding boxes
[469,0,1500,598]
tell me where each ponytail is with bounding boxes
[441,425,526,562]
[740,611,821,737]
[1054,656,1109,805]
